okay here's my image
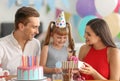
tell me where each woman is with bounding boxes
[78,18,120,80]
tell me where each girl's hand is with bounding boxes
[54,68,62,73]
[79,63,97,76]
[71,69,79,74]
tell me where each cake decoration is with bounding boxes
[22,55,39,67]
[17,55,43,80]
[55,61,62,68]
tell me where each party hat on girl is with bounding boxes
[55,11,66,28]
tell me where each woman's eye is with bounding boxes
[88,33,90,36]
[86,32,91,36]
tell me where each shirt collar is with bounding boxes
[10,32,21,48]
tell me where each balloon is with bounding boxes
[114,0,120,13]
[64,12,71,22]
[117,33,120,39]
[103,13,120,38]
[76,0,96,18]
[95,0,118,17]
[78,15,96,41]
[72,14,81,28]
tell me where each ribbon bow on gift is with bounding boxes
[69,56,79,64]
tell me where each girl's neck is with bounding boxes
[52,43,63,50]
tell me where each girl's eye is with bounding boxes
[57,37,61,39]
[69,50,73,53]
[64,37,67,39]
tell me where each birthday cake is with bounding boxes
[17,55,44,80]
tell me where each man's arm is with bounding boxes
[0,43,4,67]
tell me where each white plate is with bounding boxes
[11,76,47,81]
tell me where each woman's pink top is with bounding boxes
[82,47,110,80]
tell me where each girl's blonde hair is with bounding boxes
[44,21,74,51]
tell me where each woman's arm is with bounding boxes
[78,44,90,61]
[78,45,109,80]
[80,47,120,80]
[93,47,120,80]
[108,47,120,80]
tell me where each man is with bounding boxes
[0,6,41,75]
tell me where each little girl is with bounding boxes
[40,11,75,78]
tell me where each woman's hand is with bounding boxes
[79,63,97,76]
[79,63,108,80]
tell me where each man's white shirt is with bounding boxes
[0,33,41,75]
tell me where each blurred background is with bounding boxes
[0,0,120,49]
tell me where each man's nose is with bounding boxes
[36,28,39,34]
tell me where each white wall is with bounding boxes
[0,0,82,42]
[0,0,55,31]
[0,0,120,52]
[0,0,78,31]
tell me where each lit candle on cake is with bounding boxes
[17,55,44,80]
[27,56,29,67]
[25,56,27,67]
[36,55,39,66]
[32,56,34,67]
[29,56,32,67]
[22,55,25,67]
[34,56,35,66]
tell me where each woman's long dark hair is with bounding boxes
[86,18,116,48]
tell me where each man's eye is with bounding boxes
[33,26,38,29]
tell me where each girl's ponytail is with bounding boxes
[44,21,55,45]
[67,22,75,52]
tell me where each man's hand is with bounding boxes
[5,75,17,81]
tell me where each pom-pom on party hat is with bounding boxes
[55,11,66,28]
